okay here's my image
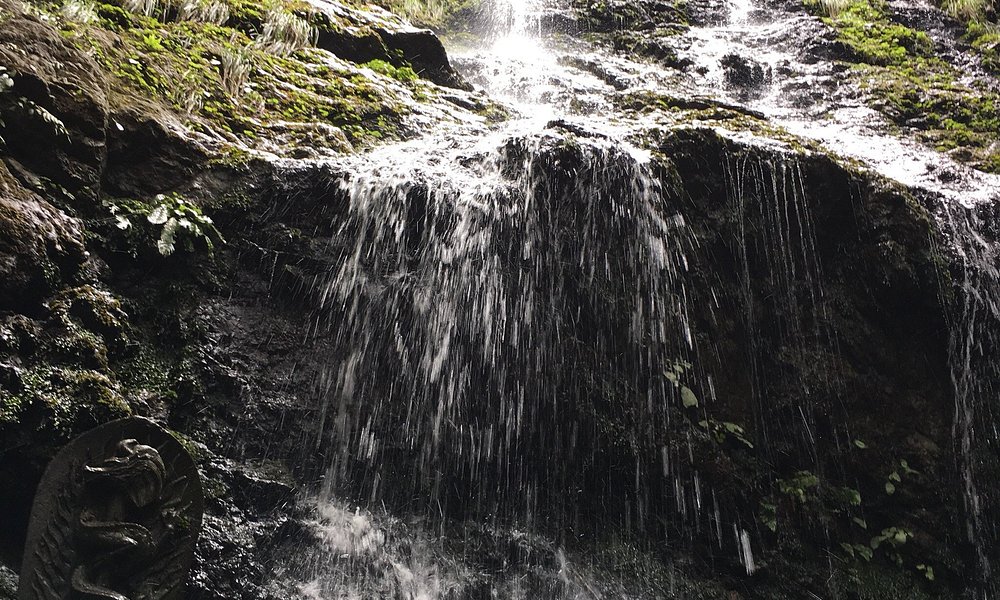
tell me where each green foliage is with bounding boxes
[142,31,164,51]
[870,526,911,552]
[145,193,226,256]
[0,67,69,140]
[777,470,821,503]
[697,418,754,448]
[363,59,419,83]
[841,541,875,561]
[883,458,918,496]
[680,385,698,408]
[807,0,932,65]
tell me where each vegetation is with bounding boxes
[41,0,418,151]
[806,0,1000,173]
[374,0,480,30]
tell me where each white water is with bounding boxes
[675,0,1000,204]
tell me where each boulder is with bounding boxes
[307,0,470,89]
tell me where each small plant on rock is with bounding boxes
[145,193,226,256]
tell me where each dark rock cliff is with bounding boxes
[0,0,996,597]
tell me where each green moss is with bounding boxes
[806,0,933,65]
[49,285,128,341]
[363,58,418,82]
[966,22,1000,74]
[167,428,211,462]
[854,62,1000,172]
[51,0,409,150]
[806,0,1000,173]
[0,389,26,424]
[2,366,129,431]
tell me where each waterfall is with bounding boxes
[310,130,695,529]
[275,0,1000,595]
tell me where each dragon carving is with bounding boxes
[18,418,203,600]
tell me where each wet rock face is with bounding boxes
[102,112,208,199]
[237,126,972,594]
[657,128,969,592]
[382,29,470,90]
[0,12,108,203]
[310,1,470,89]
[0,167,87,313]
[720,53,771,94]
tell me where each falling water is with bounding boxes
[939,198,1000,596]
[280,0,1000,594]
[310,129,694,527]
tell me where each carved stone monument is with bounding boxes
[18,417,203,600]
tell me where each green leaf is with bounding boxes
[852,517,868,529]
[885,481,896,495]
[157,217,180,255]
[889,471,901,482]
[853,439,867,449]
[680,385,698,408]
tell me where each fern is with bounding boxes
[146,194,225,256]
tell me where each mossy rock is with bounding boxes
[0,366,129,433]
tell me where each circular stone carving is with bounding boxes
[18,417,203,600]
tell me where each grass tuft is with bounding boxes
[220,46,252,97]
[941,0,989,21]
[255,9,316,55]
[178,0,230,25]
[814,0,854,17]
[60,0,98,23]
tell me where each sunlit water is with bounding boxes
[287,0,1000,595]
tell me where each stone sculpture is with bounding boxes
[18,417,203,600]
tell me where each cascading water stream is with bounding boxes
[281,0,1000,595]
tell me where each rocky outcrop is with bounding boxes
[0,0,995,596]
[0,8,109,202]
[309,0,471,89]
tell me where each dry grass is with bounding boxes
[220,46,252,97]
[60,0,98,23]
[941,0,988,21]
[815,0,855,17]
[178,0,230,25]
[123,0,161,18]
[392,0,449,27]
[255,9,316,55]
